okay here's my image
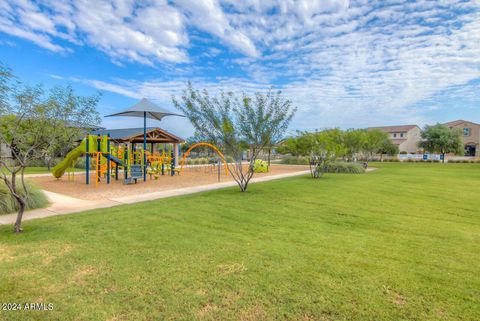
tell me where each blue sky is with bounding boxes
[1,0,479,138]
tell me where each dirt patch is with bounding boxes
[239,304,267,321]
[394,294,406,306]
[217,263,247,275]
[197,302,219,319]
[42,244,73,265]
[70,266,98,286]
[0,245,17,263]
[383,285,406,306]
[29,165,309,201]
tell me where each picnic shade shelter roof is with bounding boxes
[90,127,184,144]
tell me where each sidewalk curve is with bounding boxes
[0,170,310,225]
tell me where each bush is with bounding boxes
[279,156,310,165]
[186,157,218,165]
[0,180,48,215]
[26,157,63,168]
[323,162,365,174]
[74,157,95,169]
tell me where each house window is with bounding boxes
[463,128,471,136]
[400,133,404,138]
[393,133,397,138]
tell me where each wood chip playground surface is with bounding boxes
[30,164,310,201]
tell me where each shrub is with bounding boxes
[0,180,49,215]
[323,162,365,174]
[74,157,95,169]
[186,157,220,165]
[279,156,310,165]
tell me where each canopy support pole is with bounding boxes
[143,111,147,182]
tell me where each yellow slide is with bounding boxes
[52,139,87,178]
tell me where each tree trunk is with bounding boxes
[442,152,445,163]
[14,199,26,233]
[267,148,271,166]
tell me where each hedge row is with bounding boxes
[323,162,365,174]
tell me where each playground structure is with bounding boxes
[52,128,183,186]
[51,126,271,188]
[180,142,229,175]
[146,150,180,180]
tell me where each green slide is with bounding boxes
[52,139,87,178]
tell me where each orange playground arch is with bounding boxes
[180,142,229,175]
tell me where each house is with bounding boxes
[443,120,480,156]
[369,125,422,154]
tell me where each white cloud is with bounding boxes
[5,0,480,133]
[0,0,191,63]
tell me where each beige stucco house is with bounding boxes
[443,120,480,156]
[369,125,422,154]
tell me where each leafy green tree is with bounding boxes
[42,86,101,170]
[343,129,366,161]
[378,137,399,161]
[363,129,389,162]
[276,134,311,156]
[173,83,296,192]
[280,129,346,178]
[419,124,463,163]
[0,65,101,233]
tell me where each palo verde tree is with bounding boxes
[0,65,101,233]
[343,129,366,161]
[419,124,463,163]
[378,136,399,161]
[279,129,346,178]
[362,129,390,163]
[172,83,296,192]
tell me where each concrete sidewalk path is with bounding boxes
[0,170,310,225]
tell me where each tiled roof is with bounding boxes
[89,127,184,143]
[443,119,480,127]
[368,125,419,133]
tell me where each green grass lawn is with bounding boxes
[0,163,479,320]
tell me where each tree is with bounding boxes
[276,135,310,156]
[378,137,399,161]
[363,129,389,162]
[0,65,101,233]
[343,129,366,161]
[172,83,296,192]
[280,129,346,178]
[42,86,101,170]
[418,124,463,163]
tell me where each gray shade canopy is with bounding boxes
[104,98,185,121]
[104,98,185,182]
